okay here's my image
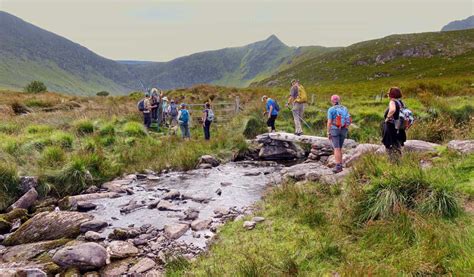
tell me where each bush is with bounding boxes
[46,158,93,196]
[99,123,115,136]
[243,116,266,139]
[0,162,19,195]
[26,124,53,134]
[74,120,94,135]
[122,122,147,137]
[40,146,66,167]
[50,131,74,149]
[96,91,110,97]
[24,81,47,93]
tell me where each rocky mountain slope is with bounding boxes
[253,29,474,87]
[441,15,474,32]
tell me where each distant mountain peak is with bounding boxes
[265,34,284,45]
[441,15,474,32]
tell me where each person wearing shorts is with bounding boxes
[327,95,349,173]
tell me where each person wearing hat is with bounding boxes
[178,103,191,139]
[262,95,279,133]
[287,79,307,136]
[143,92,152,129]
[327,95,351,173]
[167,99,179,134]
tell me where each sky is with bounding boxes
[1,0,472,61]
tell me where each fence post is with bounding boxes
[235,96,240,113]
[311,94,315,106]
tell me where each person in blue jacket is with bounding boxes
[262,95,279,133]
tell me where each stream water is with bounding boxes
[86,161,283,248]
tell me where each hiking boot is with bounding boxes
[295,132,303,136]
[332,164,343,174]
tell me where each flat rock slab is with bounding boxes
[190,219,212,231]
[108,240,139,259]
[448,140,474,154]
[53,242,107,270]
[4,211,93,246]
[80,219,108,233]
[164,223,189,240]
[7,188,38,212]
[101,257,134,277]
[404,140,440,153]
[267,132,357,148]
[2,239,68,262]
[129,257,156,274]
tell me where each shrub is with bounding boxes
[96,91,110,97]
[26,124,53,134]
[122,122,147,137]
[24,81,47,93]
[24,99,54,108]
[0,162,19,195]
[99,123,115,136]
[243,116,266,139]
[40,146,66,167]
[74,120,94,135]
[47,158,93,196]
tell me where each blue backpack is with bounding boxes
[333,105,352,128]
[273,99,280,112]
[137,99,145,112]
[179,110,189,124]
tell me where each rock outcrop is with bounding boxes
[7,188,38,212]
[256,134,305,160]
[53,242,108,270]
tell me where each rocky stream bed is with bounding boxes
[0,134,472,276]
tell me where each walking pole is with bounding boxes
[287,106,311,129]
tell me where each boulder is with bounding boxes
[252,216,265,223]
[163,190,180,200]
[404,140,440,153]
[0,208,28,234]
[107,240,139,259]
[129,257,156,274]
[4,211,93,246]
[190,219,212,231]
[59,192,120,209]
[198,163,213,169]
[108,227,140,240]
[338,143,382,167]
[7,188,38,212]
[145,270,164,277]
[258,139,305,160]
[2,239,69,262]
[243,221,256,230]
[53,242,107,270]
[77,202,97,212]
[19,176,38,193]
[80,219,108,233]
[157,200,175,211]
[198,155,220,167]
[183,208,199,220]
[84,231,104,241]
[281,162,332,182]
[101,258,134,277]
[447,140,474,154]
[164,223,189,240]
[102,180,131,193]
[0,268,47,277]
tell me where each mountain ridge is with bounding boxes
[441,15,474,32]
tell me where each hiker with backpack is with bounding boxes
[137,92,152,129]
[161,97,169,127]
[262,95,279,133]
[150,89,160,124]
[202,102,214,140]
[287,79,307,136]
[327,95,351,173]
[382,87,411,162]
[167,99,179,134]
[178,103,191,139]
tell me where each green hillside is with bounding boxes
[253,29,474,87]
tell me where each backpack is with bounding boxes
[395,100,414,130]
[273,99,280,112]
[206,109,215,122]
[169,103,178,117]
[295,85,308,103]
[137,99,145,112]
[333,105,352,128]
[179,110,189,124]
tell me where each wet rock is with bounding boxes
[191,219,212,231]
[213,208,229,217]
[53,242,107,270]
[77,202,97,212]
[133,238,148,246]
[448,140,474,154]
[137,174,147,180]
[252,216,265,223]
[198,163,213,169]
[163,189,180,200]
[258,139,305,160]
[243,221,256,230]
[220,182,232,187]
[7,187,38,212]
[199,155,220,167]
[80,219,108,233]
[120,199,145,214]
[183,208,199,220]
[84,185,100,194]
[129,257,156,274]
[2,239,69,262]
[19,176,38,193]
[157,200,179,211]
[108,240,139,259]
[108,227,140,240]
[164,223,189,240]
[85,231,104,241]
[4,211,93,246]
[281,162,332,182]
[102,180,130,193]
[147,200,160,209]
[145,270,164,277]
[60,192,121,209]
[101,258,134,277]
[0,208,28,234]
[404,140,440,153]
[0,234,4,242]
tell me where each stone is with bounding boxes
[343,143,382,167]
[77,202,97,212]
[102,180,130,193]
[133,238,148,246]
[101,258,134,277]
[157,200,178,211]
[0,208,28,234]
[7,188,38,212]
[281,162,332,182]
[108,240,139,259]
[199,155,220,167]
[198,163,213,169]
[53,242,107,270]
[0,268,47,277]
[243,221,256,230]
[80,219,108,233]
[108,227,140,240]
[19,176,38,193]
[83,271,101,277]
[2,239,69,262]
[220,182,232,187]
[447,140,474,154]
[252,216,265,223]
[60,192,120,209]
[213,208,229,217]
[84,185,100,194]
[163,190,180,200]
[137,174,147,180]
[183,208,199,220]
[164,223,189,240]
[129,257,156,274]
[190,219,212,231]
[404,140,440,153]
[85,231,104,241]
[258,139,305,160]
[145,270,164,277]
[4,211,93,246]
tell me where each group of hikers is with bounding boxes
[138,88,215,140]
[263,79,413,173]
